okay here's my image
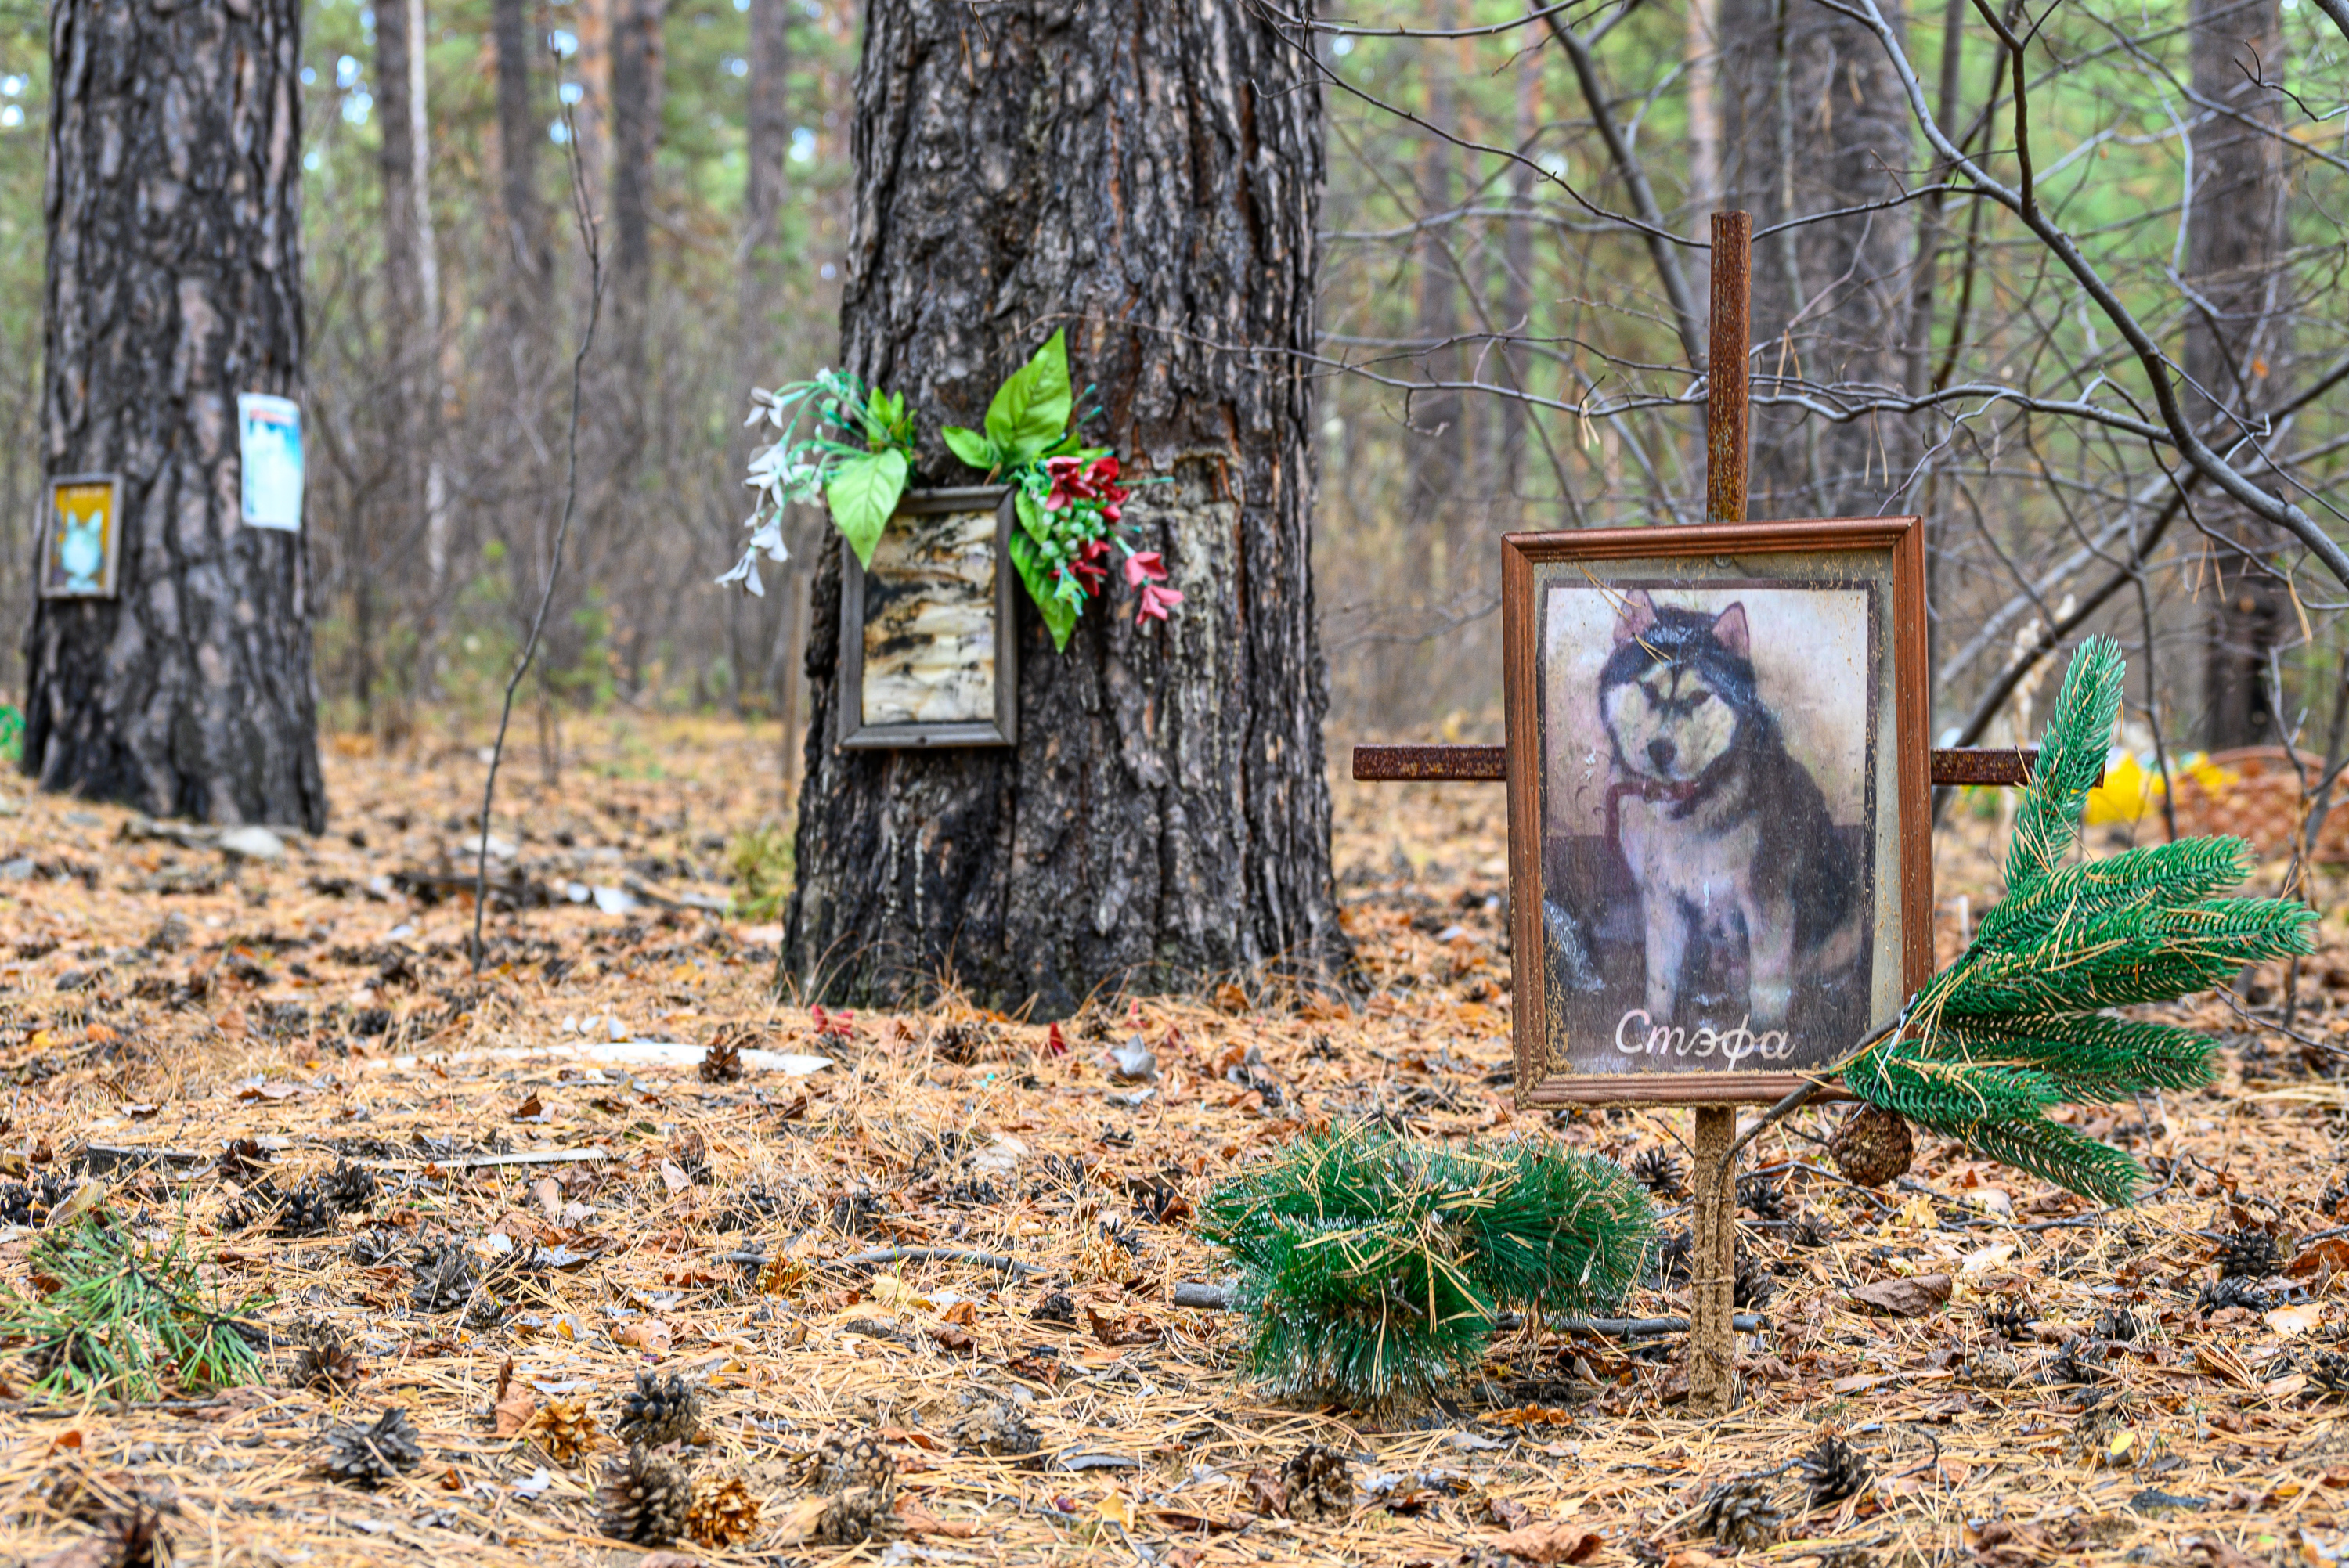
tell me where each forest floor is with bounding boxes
[0,716,2346,1567]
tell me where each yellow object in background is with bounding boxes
[2081,752,2241,826]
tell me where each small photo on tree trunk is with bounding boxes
[40,474,122,600]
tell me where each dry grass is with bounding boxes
[0,720,2340,1566]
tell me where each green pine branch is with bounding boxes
[1844,635,2316,1203]
[0,1215,270,1402]
[1202,1126,1654,1405]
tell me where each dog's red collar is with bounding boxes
[1605,776,1703,849]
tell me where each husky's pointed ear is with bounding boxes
[1613,589,1658,645]
[1710,602,1751,657]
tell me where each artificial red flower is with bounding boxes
[1041,456,1087,511]
[1044,456,1128,520]
[1090,457,1128,522]
[1124,550,1167,588]
[1135,582,1184,625]
[1070,537,1111,595]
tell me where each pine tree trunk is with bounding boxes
[784,0,1342,1017]
[1718,0,1914,519]
[493,0,548,316]
[30,0,324,830]
[740,0,802,773]
[2189,0,2287,751]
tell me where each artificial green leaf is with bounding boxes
[1008,530,1079,652]
[1014,487,1052,545]
[825,449,908,570]
[984,329,1073,467]
[941,425,997,474]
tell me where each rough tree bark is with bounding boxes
[784,0,1343,1017]
[29,0,325,830]
[738,0,806,759]
[2188,0,2287,750]
[609,0,665,353]
[1718,0,1914,518]
[493,0,548,323]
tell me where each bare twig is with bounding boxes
[470,71,605,973]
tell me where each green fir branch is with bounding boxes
[1203,1125,1653,1405]
[1842,636,2314,1204]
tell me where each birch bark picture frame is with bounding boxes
[837,485,1019,750]
[1502,517,1931,1106]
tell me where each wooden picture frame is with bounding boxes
[39,473,124,600]
[1502,517,1930,1106]
[837,485,1019,750]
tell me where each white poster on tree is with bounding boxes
[237,393,304,532]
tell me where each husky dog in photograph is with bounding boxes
[1600,589,1861,1030]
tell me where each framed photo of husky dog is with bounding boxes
[1502,518,1930,1105]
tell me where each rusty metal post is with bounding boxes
[1705,211,1752,527]
[1689,210,1752,1418]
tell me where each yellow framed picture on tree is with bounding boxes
[40,474,123,600]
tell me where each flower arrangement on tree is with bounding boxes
[726,331,1176,651]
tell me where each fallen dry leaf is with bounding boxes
[1487,1521,1603,1564]
[1847,1274,1952,1317]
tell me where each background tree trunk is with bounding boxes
[1718,0,1914,519]
[29,0,325,830]
[739,0,804,770]
[784,0,1341,1017]
[2189,0,2288,751]
[493,0,548,334]
[609,0,664,364]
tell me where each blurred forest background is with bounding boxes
[0,0,2343,801]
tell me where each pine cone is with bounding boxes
[318,1408,424,1487]
[1787,1214,1835,1249]
[1733,1254,1777,1310]
[1694,1476,1783,1552]
[2216,1226,2282,1280]
[1983,1298,2038,1340]
[2199,1276,2272,1313]
[684,1472,761,1548]
[321,1160,380,1214]
[1631,1146,1684,1199]
[808,1429,896,1495]
[2047,1334,2108,1387]
[348,1226,405,1267]
[275,1182,339,1238]
[1279,1443,1353,1523]
[1795,1436,1870,1508]
[1962,1344,2022,1386]
[1656,1228,1693,1285]
[816,1486,892,1545]
[1828,1104,1913,1187]
[0,1173,69,1227]
[599,1444,691,1545]
[2094,1307,2141,1343]
[2308,1347,2349,1393]
[951,1397,1040,1457]
[85,1504,170,1568]
[525,1396,602,1468]
[699,1026,751,1083]
[932,1019,1000,1066]
[290,1321,364,1393]
[1737,1176,1788,1221]
[410,1242,479,1314]
[616,1370,704,1447]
